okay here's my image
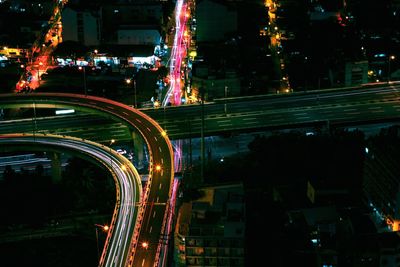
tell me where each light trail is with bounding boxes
[0,133,142,267]
[0,93,175,266]
[163,0,189,108]
[16,0,67,92]
[156,178,180,266]
[163,0,191,173]
[158,0,191,264]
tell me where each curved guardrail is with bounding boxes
[0,93,174,267]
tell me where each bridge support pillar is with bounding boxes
[49,152,62,183]
[131,131,145,169]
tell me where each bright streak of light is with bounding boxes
[162,0,189,108]
[55,109,75,115]
[158,178,180,266]
[172,140,183,172]
[15,1,67,92]
[162,0,191,173]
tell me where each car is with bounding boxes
[116,148,127,155]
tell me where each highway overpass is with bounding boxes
[0,93,174,267]
[2,85,400,142]
[0,133,141,266]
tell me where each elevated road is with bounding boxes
[0,133,141,266]
[0,93,174,267]
[3,85,400,141]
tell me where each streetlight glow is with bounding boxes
[141,242,149,249]
[388,55,396,84]
[95,223,109,231]
[155,165,162,171]
[78,66,87,95]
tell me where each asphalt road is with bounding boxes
[0,93,175,267]
[3,85,400,141]
[0,133,141,267]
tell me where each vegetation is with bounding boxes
[0,155,115,230]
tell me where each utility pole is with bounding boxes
[78,66,87,95]
[37,62,43,87]
[224,86,228,114]
[134,79,137,108]
[83,66,87,96]
[189,119,192,168]
[200,85,205,182]
[388,55,395,84]
[32,101,37,140]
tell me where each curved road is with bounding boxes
[0,93,174,267]
[0,133,141,266]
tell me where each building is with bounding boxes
[363,131,400,224]
[344,61,368,86]
[196,0,238,43]
[378,231,400,267]
[101,2,164,44]
[116,25,161,46]
[174,183,245,266]
[0,47,29,60]
[61,7,101,47]
[352,231,400,267]
[191,68,241,100]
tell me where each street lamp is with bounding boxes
[125,78,137,108]
[154,100,160,108]
[78,66,87,95]
[94,224,109,261]
[109,139,115,168]
[38,62,43,87]
[155,164,162,171]
[224,86,228,114]
[388,55,396,84]
[134,79,137,108]
[141,241,149,249]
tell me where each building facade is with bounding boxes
[196,0,238,43]
[174,183,245,267]
[61,7,101,46]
